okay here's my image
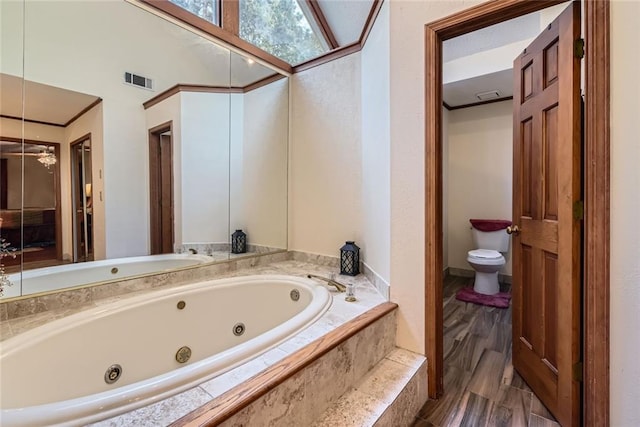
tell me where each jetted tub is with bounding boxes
[0,274,331,426]
[3,253,213,298]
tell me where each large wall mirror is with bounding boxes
[0,0,289,299]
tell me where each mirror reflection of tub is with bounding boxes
[2,254,213,299]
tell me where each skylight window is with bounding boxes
[169,0,219,25]
[239,0,329,65]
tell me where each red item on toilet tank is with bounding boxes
[469,219,512,232]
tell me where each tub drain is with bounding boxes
[233,323,245,336]
[111,267,119,274]
[104,364,122,384]
[290,289,300,301]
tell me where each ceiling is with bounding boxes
[443,69,513,108]
[0,73,100,126]
[316,0,373,46]
[441,3,568,109]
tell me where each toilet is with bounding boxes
[467,219,512,295]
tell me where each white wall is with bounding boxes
[233,80,288,249]
[610,1,640,424]
[180,92,230,244]
[446,101,513,276]
[0,0,23,78]
[289,53,363,257]
[361,0,391,284]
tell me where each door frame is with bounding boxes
[148,121,174,254]
[70,133,94,262]
[424,1,610,425]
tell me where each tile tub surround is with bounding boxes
[176,243,283,261]
[291,251,390,300]
[1,257,395,425]
[0,249,385,329]
[0,250,289,326]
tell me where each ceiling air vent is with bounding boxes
[475,90,500,101]
[124,72,153,90]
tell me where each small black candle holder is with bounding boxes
[340,241,360,276]
[231,229,247,254]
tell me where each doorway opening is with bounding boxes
[71,134,94,263]
[420,6,569,425]
[148,121,174,255]
[0,137,62,270]
[424,1,610,426]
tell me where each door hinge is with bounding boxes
[575,38,585,59]
[573,200,584,220]
[573,362,583,382]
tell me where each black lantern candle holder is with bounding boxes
[231,229,247,254]
[340,241,360,276]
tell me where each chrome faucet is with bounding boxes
[307,274,347,292]
[188,248,198,254]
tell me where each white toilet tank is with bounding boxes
[470,219,511,252]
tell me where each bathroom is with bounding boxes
[444,101,513,288]
[0,1,422,425]
[1,0,638,426]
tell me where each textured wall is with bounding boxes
[289,53,363,258]
[388,0,477,355]
[361,0,391,284]
[610,1,640,424]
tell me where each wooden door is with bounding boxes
[512,3,581,426]
[149,123,174,255]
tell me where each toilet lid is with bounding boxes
[468,249,502,259]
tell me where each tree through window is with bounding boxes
[169,0,218,25]
[239,0,328,65]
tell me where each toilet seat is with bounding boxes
[468,249,502,259]
[467,249,505,266]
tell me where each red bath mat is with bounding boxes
[455,287,511,308]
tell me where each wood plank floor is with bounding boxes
[412,275,560,427]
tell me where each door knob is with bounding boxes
[506,225,520,235]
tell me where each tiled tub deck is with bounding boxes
[0,254,427,426]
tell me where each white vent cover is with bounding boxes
[124,72,153,90]
[475,90,500,101]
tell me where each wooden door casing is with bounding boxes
[512,2,582,426]
[149,122,174,255]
